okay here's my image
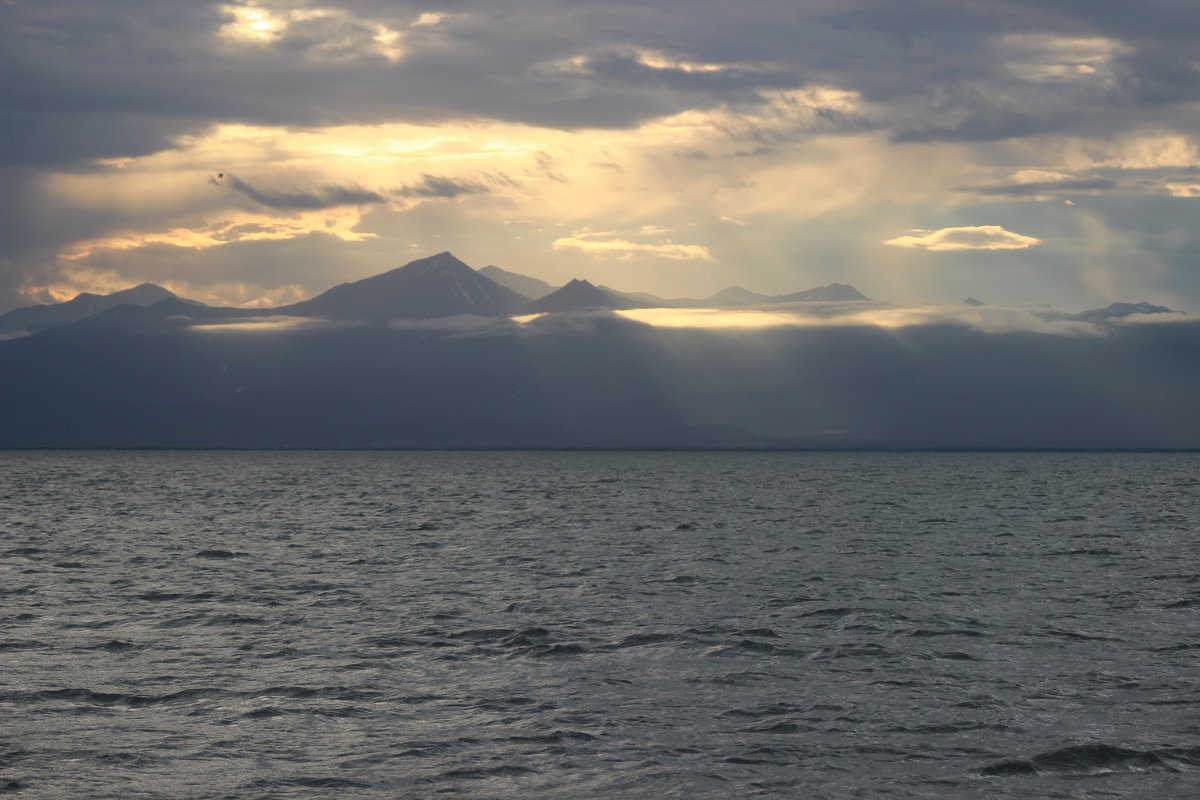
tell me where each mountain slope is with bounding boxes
[278,252,530,320]
[478,265,558,300]
[0,283,185,335]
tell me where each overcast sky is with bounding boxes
[3,0,1200,313]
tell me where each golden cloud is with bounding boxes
[61,209,376,261]
[1002,34,1127,84]
[553,236,712,260]
[218,2,406,62]
[883,225,1041,251]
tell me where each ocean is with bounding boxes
[2,450,1198,798]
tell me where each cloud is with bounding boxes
[5,0,1200,314]
[62,210,377,261]
[1001,34,1128,85]
[553,236,712,260]
[190,315,340,333]
[558,47,798,95]
[883,226,1042,251]
[394,174,490,199]
[217,2,407,63]
[615,303,1100,336]
[219,174,385,209]
[1163,179,1200,198]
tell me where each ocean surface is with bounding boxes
[2,450,1198,799]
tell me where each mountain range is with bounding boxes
[1,252,1184,340]
[2,251,1194,450]
[0,252,881,335]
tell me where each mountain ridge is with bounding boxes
[478,265,557,300]
[0,283,189,336]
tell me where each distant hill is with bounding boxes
[278,251,530,320]
[0,283,188,335]
[704,286,765,306]
[776,283,869,302]
[599,286,664,304]
[523,279,654,312]
[682,282,871,306]
[963,297,986,307]
[478,265,557,300]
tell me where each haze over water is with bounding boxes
[3,450,1199,799]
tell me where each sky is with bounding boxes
[3,0,1200,314]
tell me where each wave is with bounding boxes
[980,743,1200,776]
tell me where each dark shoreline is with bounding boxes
[3,446,1198,453]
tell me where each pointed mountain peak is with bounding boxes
[963,297,986,306]
[523,278,651,313]
[399,250,473,275]
[278,251,528,320]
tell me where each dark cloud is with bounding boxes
[674,145,776,161]
[0,112,204,168]
[6,0,1200,168]
[580,50,797,94]
[394,174,489,199]
[892,107,1049,144]
[218,175,385,209]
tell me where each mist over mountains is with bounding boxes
[1,252,1196,449]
